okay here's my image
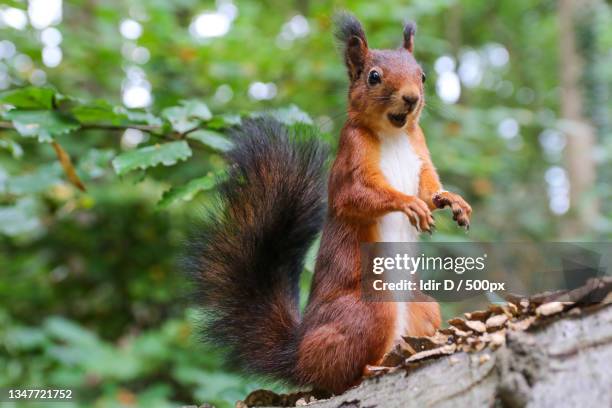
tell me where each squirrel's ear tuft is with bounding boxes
[334,12,368,81]
[333,12,368,47]
[403,21,416,53]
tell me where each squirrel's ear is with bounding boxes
[403,21,416,53]
[334,12,369,81]
[345,35,368,81]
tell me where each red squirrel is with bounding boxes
[188,13,472,395]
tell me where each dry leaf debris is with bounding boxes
[374,277,611,377]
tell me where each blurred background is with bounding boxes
[0,0,610,406]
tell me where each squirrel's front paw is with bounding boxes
[432,191,472,229]
[402,197,435,233]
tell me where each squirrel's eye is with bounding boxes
[368,70,382,86]
[421,72,427,83]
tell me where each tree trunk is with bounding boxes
[558,0,598,236]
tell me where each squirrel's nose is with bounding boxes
[402,95,419,112]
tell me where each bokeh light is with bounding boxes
[28,0,62,30]
[248,82,277,100]
[119,19,142,40]
[2,7,28,30]
[190,12,231,39]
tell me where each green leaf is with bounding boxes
[0,198,42,236]
[0,138,24,158]
[162,107,196,133]
[71,100,128,125]
[78,148,116,179]
[0,166,6,193]
[4,327,48,351]
[187,129,233,152]
[4,110,80,143]
[158,172,220,208]
[124,109,163,127]
[182,100,212,121]
[0,87,55,109]
[44,316,99,346]
[112,141,192,175]
[207,114,242,130]
[6,163,63,194]
[162,100,212,133]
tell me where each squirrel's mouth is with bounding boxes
[387,112,408,128]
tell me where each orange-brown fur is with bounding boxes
[193,14,472,397]
[294,15,471,394]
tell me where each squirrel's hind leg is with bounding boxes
[404,300,441,337]
[295,297,395,395]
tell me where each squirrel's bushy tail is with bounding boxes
[186,117,327,380]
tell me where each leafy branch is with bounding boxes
[0,86,314,209]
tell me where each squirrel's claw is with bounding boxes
[433,191,472,231]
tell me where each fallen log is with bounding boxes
[236,278,612,408]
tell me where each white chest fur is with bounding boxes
[376,130,422,243]
[376,130,423,342]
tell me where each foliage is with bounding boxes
[0,310,272,407]
[0,86,312,406]
[0,0,610,407]
[0,86,319,218]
